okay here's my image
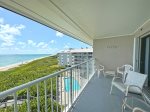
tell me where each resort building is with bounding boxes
[57,48,93,66]
[0,1,150,112]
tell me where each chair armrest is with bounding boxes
[99,65,104,71]
[117,65,124,70]
[112,76,123,82]
[117,66,124,74]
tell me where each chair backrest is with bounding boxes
[125,71,147,90]
[124,64,133,74]
[95,58,104,71]
[123,65,133,83]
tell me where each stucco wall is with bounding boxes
[93,35,134,70]
[134,20,150,38]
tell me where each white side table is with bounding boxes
[104,71,116,77]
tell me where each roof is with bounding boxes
[59,48,93,53]
[1,0,150,45]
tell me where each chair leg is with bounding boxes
[103,71,105,77]
[110,84,113,94]
[123,88,129,110]
[141,92,147,103]
[97,70,100,78]
[121,103,125,112]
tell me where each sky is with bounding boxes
[0,7,91,54]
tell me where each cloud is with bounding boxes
[17,41,26,48]
[63,43,70,49]
[0,7,4,11]
[36,42,49,49]
[64,45,69,49]
[36,42,45,47]
[0,17,25,47]
[1,42,14,47]
[27,40,36,46]
[17,40,50,49]
[41,44,48,48]
[18,41,26,45]
[49,40,55,44]
[0,18,4,24]
[37,47,59,54]
[56,31,64,37]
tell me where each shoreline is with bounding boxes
[0,55,50,71]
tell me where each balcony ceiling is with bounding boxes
[0,0,150,45]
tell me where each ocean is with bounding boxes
[0,54,51,67]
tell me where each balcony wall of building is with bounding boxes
[93,35,134,70]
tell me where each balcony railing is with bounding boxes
[0,58,95,112]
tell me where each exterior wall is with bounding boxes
[72,52,93,65]
[93,35,134,70]
[58,53,72,66]
[58,50,93,66]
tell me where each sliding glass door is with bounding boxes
[140,35,150,86]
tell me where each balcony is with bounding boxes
[0,59,150,112]
[0,1,150,112]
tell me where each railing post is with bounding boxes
[14,92,18,112]
[60,74,63,112]
[93,59,95,74]
[27,88,30,112]
[56,76,58,112]
[91,59,94,75]
[86,61,89,80]
[70,68,73,105]
[37,84,40,112]
[44,81,48,112]
[51,78,54,112]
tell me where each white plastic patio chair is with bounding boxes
[95,58,104,77]
[117,64,133,82]
[97,64,104,78]
[110,71,147,96]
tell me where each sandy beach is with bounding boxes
[0,56,50,71]
[0,62,23,71]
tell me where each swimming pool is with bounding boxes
[64,77,80,92]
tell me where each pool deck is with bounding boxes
[64,77,80,92]
[59,76,87,106]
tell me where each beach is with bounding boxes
[0,55,50,71]
[0,62,23,71]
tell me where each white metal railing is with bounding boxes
[0,58,95,112]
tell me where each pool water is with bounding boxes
[64,77,80,92]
